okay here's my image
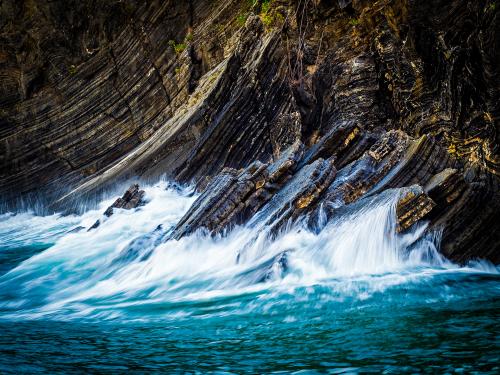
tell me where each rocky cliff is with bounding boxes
[0,0,498,263]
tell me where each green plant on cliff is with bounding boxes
[260,0,273,27]
[259,0,283,29]
[261,0,271,13]
[236,0,259,27]
[236,13,248,26]
[68,64,77,75]
[168,39,187,54]
[169,32,195,54]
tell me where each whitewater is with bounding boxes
[0,180,498,373]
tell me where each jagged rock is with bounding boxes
[323,130,410,209]
[88,184,145,231]
[425,169,467,211]
[170,142,304,239]
[299,121,364,169]
[104,184,145,216]
[393,167,499,263]
[170,142,336,241]
[396,186,436,233]
[249,157,337,233]
[369,134,458,194]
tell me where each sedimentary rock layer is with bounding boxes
[1,0,498,262]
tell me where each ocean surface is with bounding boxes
[0,181,498,374]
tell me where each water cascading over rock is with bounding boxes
[0,0,498,264]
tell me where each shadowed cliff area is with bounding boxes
[0,0,499,263]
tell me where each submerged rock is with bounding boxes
[66,226,86,234]
[235,250,290,284]
[113,224,168,264]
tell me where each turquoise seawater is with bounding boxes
[0,182,498,373]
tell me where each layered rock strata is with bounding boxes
[1,0,498,263]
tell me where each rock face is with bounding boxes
[0,0,498,263]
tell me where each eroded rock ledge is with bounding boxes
[169,129,499,264]
[1,0,498,263]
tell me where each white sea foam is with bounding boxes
[0,180,497,320]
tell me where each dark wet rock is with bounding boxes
[88,184,145,231]
[311,131,456,226]
[249,157,337,233]
[103,184,145,217]
[425,169,467,213]
[425,168,500,264]
[299,121,364,169]
[369,134,458,194]
[323,130,410,209]
[170,167,243,239]
[170,142,304,239]
[87,220,101,232]
[393,167,499,264]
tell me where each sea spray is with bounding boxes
[0,181,496,322]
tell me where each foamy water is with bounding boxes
[0,180,499,372]
[0,180,496,322]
